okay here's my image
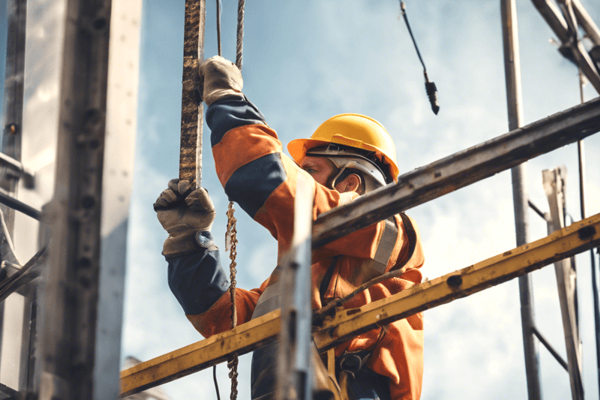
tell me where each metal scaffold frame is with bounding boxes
[0,0,597,399]
[120,0,600,398]
[0,0,142,398]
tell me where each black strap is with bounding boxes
[319,255,341,305]
[396,212,417,271]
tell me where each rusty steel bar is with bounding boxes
[179,0,206,187]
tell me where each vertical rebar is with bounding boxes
[179,0,205,187]
[501,0,542,398]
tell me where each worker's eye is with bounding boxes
[302,167,315,174]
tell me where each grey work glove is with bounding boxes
[199,55,244,106]
[154,179,216,256]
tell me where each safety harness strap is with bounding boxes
[319,212,416,303]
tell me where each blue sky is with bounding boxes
[122,1,600,399]
[105,0,599,399]
[1,0,596,398]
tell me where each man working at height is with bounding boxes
[154,56,425,400]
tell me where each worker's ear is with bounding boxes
[335,173,362,194]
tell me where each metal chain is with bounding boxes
[227,355,239,400]
[225,201,239,400]
[221,0,245,397]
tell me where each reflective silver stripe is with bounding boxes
[358,218,398,282]
[252,280,281,319]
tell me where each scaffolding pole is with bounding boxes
[0,0,27,233]
[501,1,542,399]
[37,0,113,398]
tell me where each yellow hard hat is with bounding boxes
[287,113,399,182]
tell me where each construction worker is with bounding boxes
[154,56,425,400]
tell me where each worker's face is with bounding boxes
[299,156,335,187]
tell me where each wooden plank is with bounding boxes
[312,97,600,249]
[313,214,600,350]
[120,214,600,396]
[120,310,280,397]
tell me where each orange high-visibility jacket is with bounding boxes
[176,98,425,399]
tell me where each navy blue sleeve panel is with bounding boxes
[206,97,266,147]
[166,233,229,315]
[224,152,287,218]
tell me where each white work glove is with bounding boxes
[154,179,216,256]
[199,55,244,106]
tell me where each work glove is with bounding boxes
[154,179,216,256]
[198,55,244,106]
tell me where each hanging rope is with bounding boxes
[216,2,245,399]
[225,201,239,400]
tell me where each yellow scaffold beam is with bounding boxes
[313,214,599,350]
[120,309,280,396]
[120,213,600,397]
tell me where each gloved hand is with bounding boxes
[154,179,216,256]
[198,55,244,106]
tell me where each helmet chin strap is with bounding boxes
[326,162,385,194]
[307,145,388,190]
[329,165,355,191]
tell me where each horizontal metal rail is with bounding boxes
[0,190,42,220]
[120,213,600,396]
[0,151,34,186]
[312,97,600,249]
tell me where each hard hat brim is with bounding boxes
[287,137,399,182]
